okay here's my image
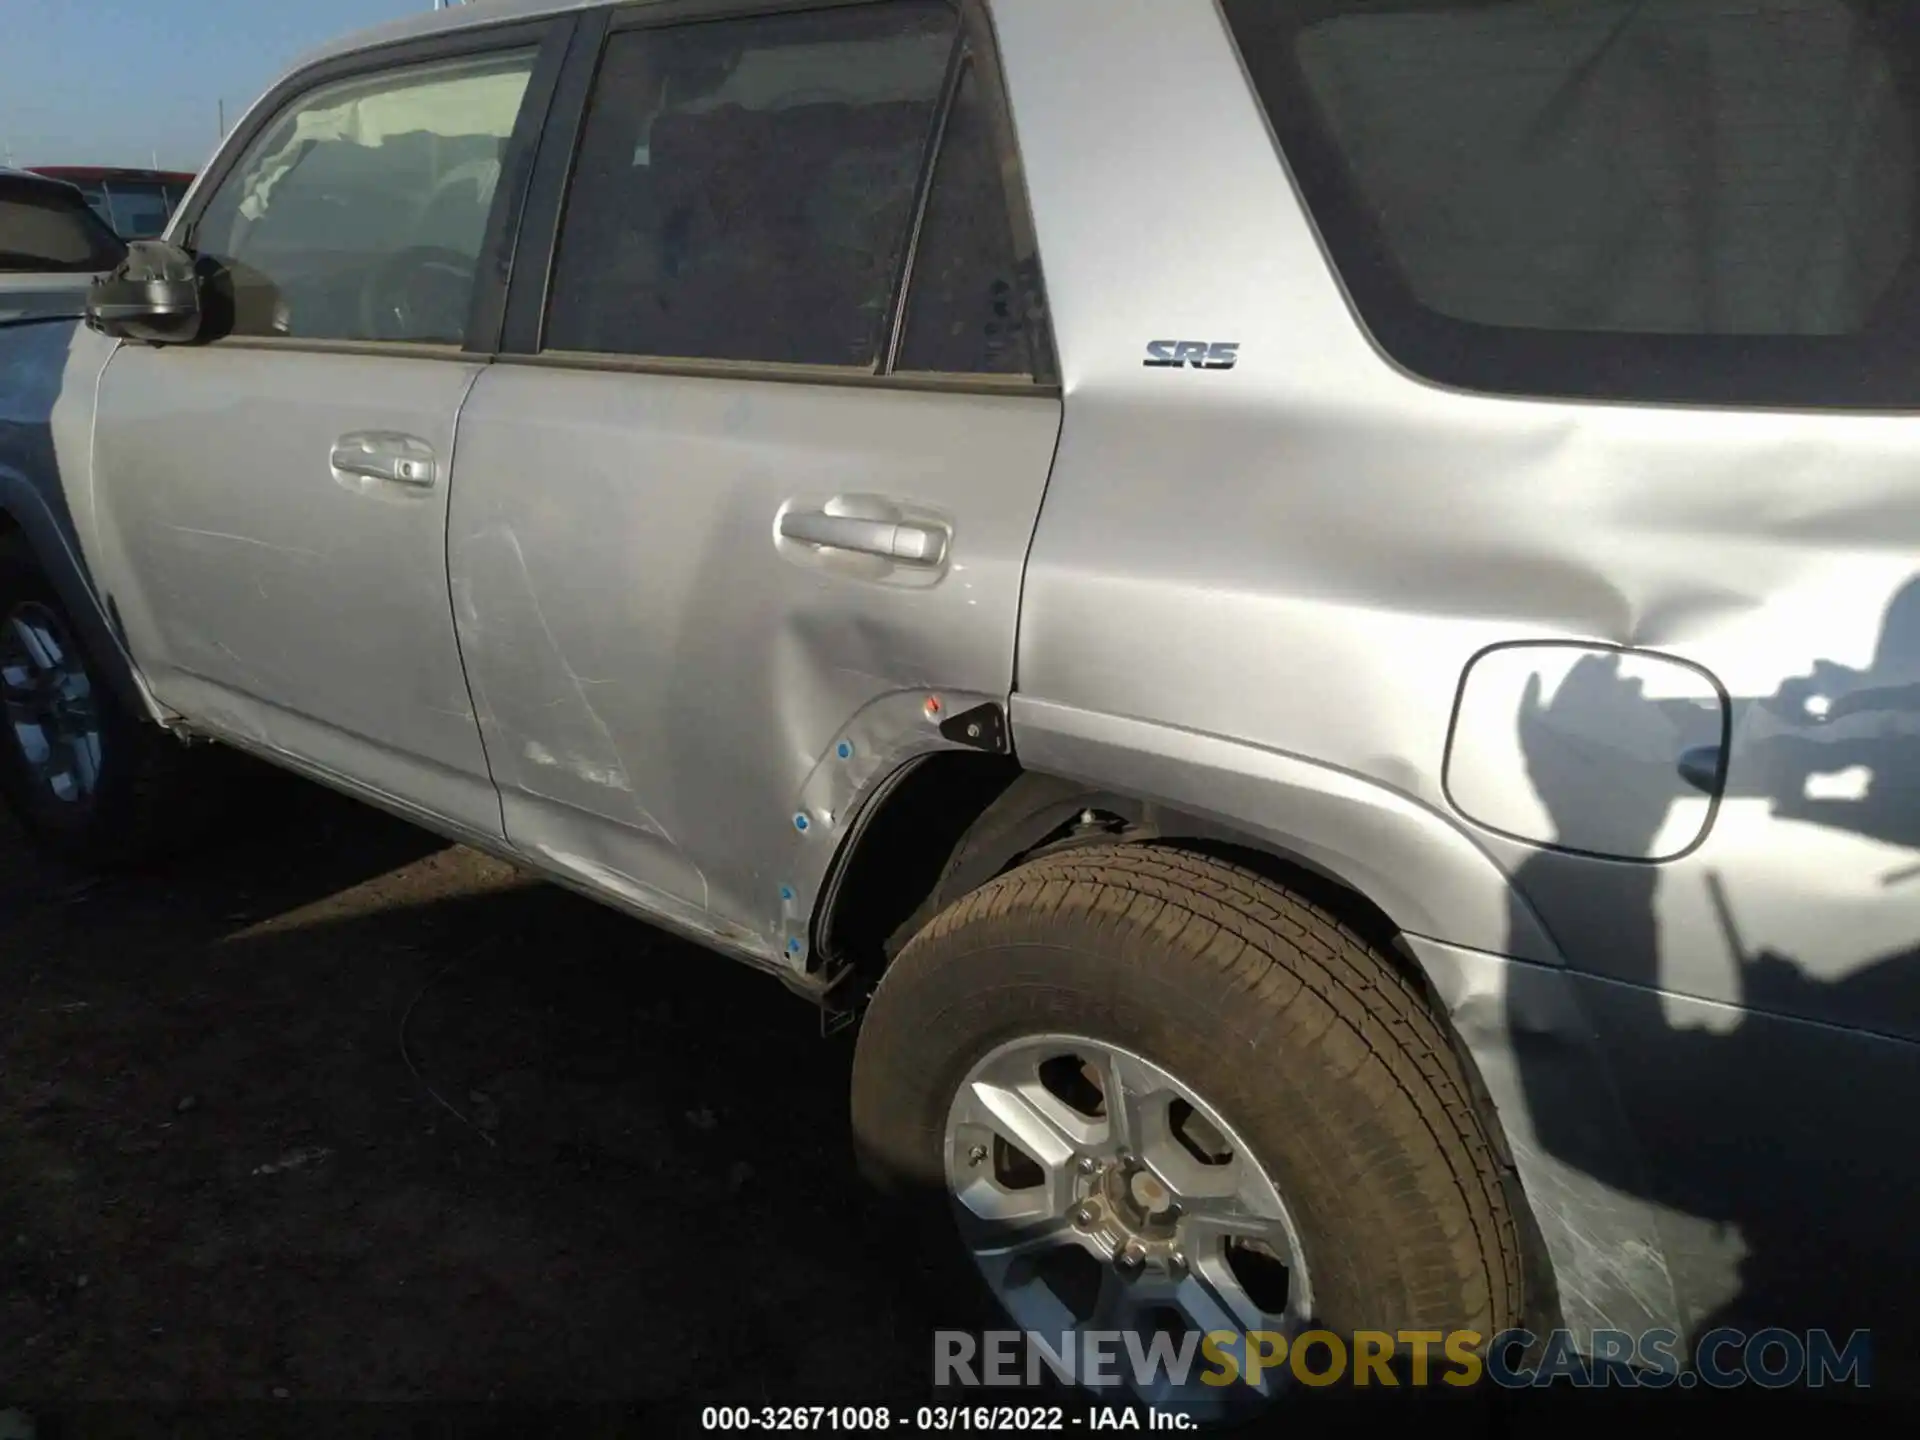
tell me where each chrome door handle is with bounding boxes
[330,432,437,488]
[779,510,949,565]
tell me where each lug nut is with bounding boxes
[1070,1203,1099,1230]
[1168,1251,1189,1279]
[1115,1244,1147,1277]
[968,1144,988,1167]
[1076,1155,1099,1176]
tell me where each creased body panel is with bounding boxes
[996,0,1920,1365]
[1010,696,1561,965]
[999,0,1920,1041]
[447,363,1060,965]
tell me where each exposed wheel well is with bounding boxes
[817,754,1562,1328]
[823,759,1416,1003]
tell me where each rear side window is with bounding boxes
[894,59,1037,376]
[1222,0,1920,409]
[0,184,127,273]
[72,182,113,229]
[544,2,960,367]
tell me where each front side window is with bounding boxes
[193,49,536,344]
[1223,0,1920,408]
[544,2,959,366]
[0,184,127,273]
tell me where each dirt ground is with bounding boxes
[0,777,1894,1436]
[0,775,1026,1428]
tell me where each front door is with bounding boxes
[447,0,1061,962]
[86,31,559,837]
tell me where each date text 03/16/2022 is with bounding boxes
[700,1405,1189,1431]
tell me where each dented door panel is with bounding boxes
[446,364,1060,966]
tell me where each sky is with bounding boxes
[1,0,446,173]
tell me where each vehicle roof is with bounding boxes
[29,166,197,185]
[0,167,84,197]
[260,0,1000,148]
[292,0,599,73]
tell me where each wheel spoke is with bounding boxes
[13,721,51,768]
[1086,1046,1166,1154]
[966,1218,1082,1294]
[70,728,100,796]
[2,664,43,708]
[950,1078,1080,1227]
[7,616,55,673]
[1181,1194,1290,1245]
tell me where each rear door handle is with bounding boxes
[779,509,949,566]
[330,432,437,489]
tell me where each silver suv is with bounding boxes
[1,0,1914,1412]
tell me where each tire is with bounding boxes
[0,539,221,869]
[851,842,1528,1403]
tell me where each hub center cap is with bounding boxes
[1130,1169,1173,1216]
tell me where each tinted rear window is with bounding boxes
[1222,0,1920,408]
[0,184,127,273]
[104,181,177,238]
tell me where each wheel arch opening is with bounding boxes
[820,760,1562,1331]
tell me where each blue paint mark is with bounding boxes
[780,885,795,903]
[793,813,810,832]
[837,741,854,760]
[788,938,804,955]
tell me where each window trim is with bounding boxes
[174,14,576,356]
[880,26,971,375]
[1220,0,1920,413]
[500,0,1057,390]
[500,347,1057,397]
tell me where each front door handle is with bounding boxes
[779,509,949,566]
[330,432,437,489]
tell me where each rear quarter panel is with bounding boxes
[993,0,1920,1366]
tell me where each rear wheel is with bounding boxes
[0,542,222,867]
[851,843,1527,1419]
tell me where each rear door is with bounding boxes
[447,0,1060,964]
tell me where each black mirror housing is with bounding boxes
[86,240,203,345]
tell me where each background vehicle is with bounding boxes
[1,0,1916,1420]
[27,166,195,240]
[0,168,125,324]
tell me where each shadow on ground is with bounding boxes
[0,781,1003,1419]
[0,783,1906,1435]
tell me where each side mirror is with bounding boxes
[86,239,203,345]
